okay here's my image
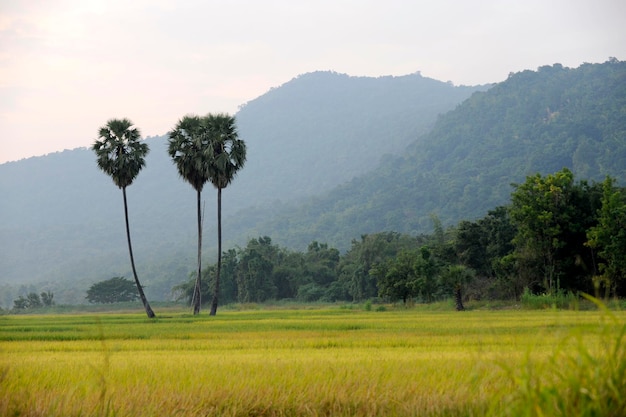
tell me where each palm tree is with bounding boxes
[205,113,247,316]
[92,118,155,318]
[167,115,211,315]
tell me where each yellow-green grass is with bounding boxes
[1,307,624,416]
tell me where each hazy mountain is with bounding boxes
[0,71,484,305]
[4,60,623,307]
[232,71,484,206]
[234,60,626,250]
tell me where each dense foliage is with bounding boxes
[1,61,625,306]
[177,170,626,306]
[0,71,480,303]
[241,60,626,250]
[86,277,141,304]
[12,291,54,310]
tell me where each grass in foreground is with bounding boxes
[1,306,624,416]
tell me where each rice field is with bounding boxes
[1,305,625,416]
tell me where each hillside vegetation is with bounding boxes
[241,60,626,250]
[0,71,483,304]
[1,61,625,305]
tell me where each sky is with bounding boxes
[1,0,625,164]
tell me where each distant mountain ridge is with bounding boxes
[232,71,486,206]
[3,60,623,307]
[235,60,626,250]
[0,70,485,304]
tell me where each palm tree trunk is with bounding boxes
[210,187,222,316]
[193,189,202,315]
[123,187,155,318]
[455,284,465,311]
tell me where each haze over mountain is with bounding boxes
[0,71,485,305]
[237,60,626,250]
[2,60,624,307]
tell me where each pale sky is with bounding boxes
[1,0,625,164]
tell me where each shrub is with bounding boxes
[520,287,580,310]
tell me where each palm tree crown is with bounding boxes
[205,113,247,190]
[92,118,148,189]
[168,115,212,192]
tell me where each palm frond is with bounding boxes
[167,115,213,192]
[92,118,148,189]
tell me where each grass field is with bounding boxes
[1,304,625,416]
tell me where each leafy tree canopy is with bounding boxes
[86,277,140,304]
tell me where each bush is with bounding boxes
[86,277,140,304]
[520,287,580,310]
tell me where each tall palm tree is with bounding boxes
[205,113,247,316]
[92,118,155,318]
[167,115,210,315]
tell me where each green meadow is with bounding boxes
[1,305,625,417]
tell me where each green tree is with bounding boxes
[373,249,420,304]
[92,118,155,318]
[374,245,438,304]
[455,207,517,299]
[236,237,278,303]
[439,265,474,311]
[86,277,140,304]
[510,168,602,295]
[215,248,240,305]
[296,242,340,301]
[168,115,211,315]
[12,292,45,310]
[26,292,42,308]
[172,249,240,306]
[338,232,418,301]
[509,168,575,294]
[273,251,306,300]
[205,114,247,316]
[13,296,30,310]
[586,177,626,297]
[414,246,438,302]
[40,291,54,306]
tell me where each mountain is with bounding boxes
[3,60,624,307]
[0,71,484,305]
[235,60,626,250]
[232,71,483,206]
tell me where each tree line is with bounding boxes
[174,168,626,308]
[8,167,624,312]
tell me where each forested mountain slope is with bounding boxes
[0,71,482,304]
[233,60,626,250]
[232,71,483,205]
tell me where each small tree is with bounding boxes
[13,296,30,310]
[26,292,42,308]
[439,265,474,311]
[86,277,141,304]
[12,291,52,310]
[41,291,54,306]
[374,249,420,304]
